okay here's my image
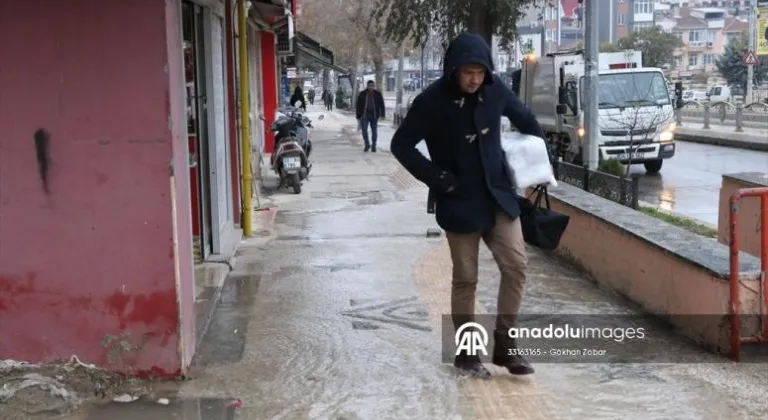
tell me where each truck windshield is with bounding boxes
[579,71,671,109]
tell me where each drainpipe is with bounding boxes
[238,0,252,237]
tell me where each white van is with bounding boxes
[707,85,731,102]
[683,90,708,102]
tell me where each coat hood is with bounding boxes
[442,33,495,86]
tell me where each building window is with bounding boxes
[703,54,715,65]
[688,55,699,67]
[617,14,625,25]
[634,0,653,14]
[688,30,715,45]
[633,22,653,31]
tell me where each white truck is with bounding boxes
[512,50,677,173]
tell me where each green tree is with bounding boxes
[371,0,539,49]
[615,26,682,68]
[715,30,768,94]
[599,42,622,53]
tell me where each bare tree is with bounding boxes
[300,0,396,89]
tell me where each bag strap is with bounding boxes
[530,185,551,209]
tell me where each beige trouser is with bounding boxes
[446,211,528,333]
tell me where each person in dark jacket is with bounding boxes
[322,88,334,111]
[289,82,307,111]
[390,33,546,379]
[355,80,386,152]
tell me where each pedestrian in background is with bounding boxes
[390,33,547,379]
[289,82,306,112]
[355,80,385,152]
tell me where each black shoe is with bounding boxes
[371,146,377,152]
[364,145,370,152]
[453,354,491,379]
[492,331,535,375]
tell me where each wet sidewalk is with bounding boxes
[74,107,766,420]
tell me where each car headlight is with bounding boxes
[659,131,674,142]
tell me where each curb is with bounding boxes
[674,131,768,152]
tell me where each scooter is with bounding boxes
[269,110,323,194]
[274,107,314,158]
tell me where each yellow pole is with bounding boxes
[237,0,252,237]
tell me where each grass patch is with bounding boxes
[638,206,718,238]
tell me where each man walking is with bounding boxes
[289,82,307,112]
[355,80,385,152]
[390,33,546,378]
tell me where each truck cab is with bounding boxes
[513,50,677,174]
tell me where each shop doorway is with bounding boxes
[183,1,213,262]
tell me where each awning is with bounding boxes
[293,31,348,74]
[249,0,291,31]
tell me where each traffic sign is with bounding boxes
[743,50,759,66]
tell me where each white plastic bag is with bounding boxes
[500,131,557,190]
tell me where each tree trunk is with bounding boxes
[467,0,493,47]
[353,45,362,96]
[395,44,405,106]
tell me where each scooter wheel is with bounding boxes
[292,173,301,194]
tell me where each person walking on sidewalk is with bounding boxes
[289,82,307,112]
[390,33,547,379]
[355,80,386,152]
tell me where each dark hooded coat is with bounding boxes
[390,33,546,234]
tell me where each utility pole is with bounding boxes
[747,0,756,102]
[557,0,562,50]
[583,0,599,170]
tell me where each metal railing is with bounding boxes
[728,186,768,361]
[553,161,639,209]
[676,101,768,132]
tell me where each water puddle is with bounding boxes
[81,397,237,420]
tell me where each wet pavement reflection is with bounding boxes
[631,141,768,225]
[68,111,767,420]
[83,398,236,420]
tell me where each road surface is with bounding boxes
[629,141,768,225]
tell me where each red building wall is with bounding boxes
[261,32,278,154]
[0,0,195,376]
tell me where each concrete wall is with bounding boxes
[718,173,768,259]
[543,184,763,354]
[0,0,194,377]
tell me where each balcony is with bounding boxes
[685,42,716,52]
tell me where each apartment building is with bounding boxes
[662,7,747,76]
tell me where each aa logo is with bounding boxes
[454,322,488,356]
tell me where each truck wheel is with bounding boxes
[644,159,663,174]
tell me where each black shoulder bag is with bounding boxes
[517,185,570,250]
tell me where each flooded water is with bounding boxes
[35,111,767,420]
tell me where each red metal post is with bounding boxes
[729,187,768,361]
[729,192,741,361]
[762,194,768,338]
